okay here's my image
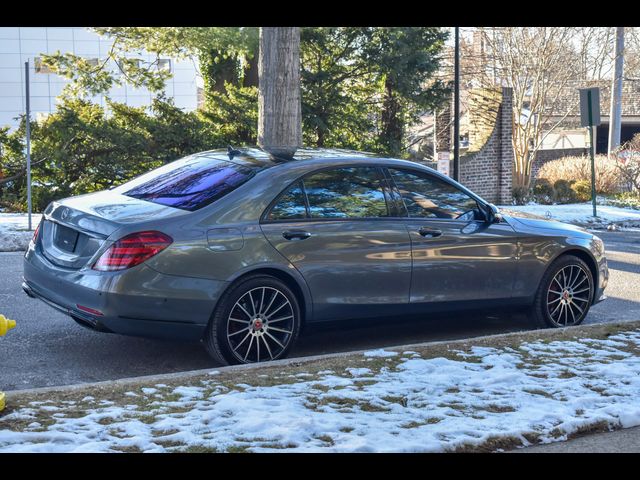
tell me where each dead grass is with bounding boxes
[1,320,639,454]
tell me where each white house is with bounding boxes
[0,27,201,129]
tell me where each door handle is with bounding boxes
[282,230,311,240]
[418,227,442,238]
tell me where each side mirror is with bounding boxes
[484,203,503,224]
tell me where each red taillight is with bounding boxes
[92,231,172,272]
[32,222,41,243]
[76,304,104,316]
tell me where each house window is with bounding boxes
[34,57,53,74]
[158,59,171,72]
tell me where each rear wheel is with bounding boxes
[528,255,594,329]
[204,275,301,365]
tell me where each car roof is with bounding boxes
[191,147,379,169]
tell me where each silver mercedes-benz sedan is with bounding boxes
[23,148,608,364]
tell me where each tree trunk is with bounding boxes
[380,77,403,156]
[258,27,301,159]
[243,46,260,88]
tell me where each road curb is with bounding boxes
[6,319,639,401]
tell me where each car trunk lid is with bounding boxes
[40,190,187,269]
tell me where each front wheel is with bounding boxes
[528,255,594,329]
[204,275,301,365]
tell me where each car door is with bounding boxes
[385,167,519,305]
[260,166,412,321]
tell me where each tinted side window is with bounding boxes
[268,182,308,220]
[388,168,478,220]
[304,167,389,219]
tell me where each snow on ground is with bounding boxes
[499,203,640,227]
[2,329,640,453]
[0,214,41,252]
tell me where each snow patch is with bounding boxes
[2,330,640,453]
[0,214,42,252]
[363,349,399,358]
[498,203,640,227]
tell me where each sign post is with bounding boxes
[437,151,450,177]
[24,60,32,231]
[579,87,601,218]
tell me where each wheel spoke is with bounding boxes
[261,335,274,360]
[268,315,293,323]
[265,299,289,319]
[553,276,563,289]
[550,301,562,318]
[565,267,573,290]
[243,335,255,361]
[229,317,248,324]
[573,287,590,295]
[572,301,585,315]
[233,331,252,352]
[573,297,590,303]
[229,327,249,337]
[236,302,253,320]
[567,302,577,324]
[572,276,588,290]
[262,289,279,316]
[258,287,266,315]
[248,290,257,316]
[548,296,562,305]
[256,333,261,362]
[268,326,292,335]
[265,331,286,350]
[571,266,580,288]
[549,289,563,295]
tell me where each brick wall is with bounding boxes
[458,87,514,204]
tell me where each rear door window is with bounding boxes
[115,155,257,211]
[303,167,389,219]
[268,182,308,221]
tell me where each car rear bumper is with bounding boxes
[23,247,229,341]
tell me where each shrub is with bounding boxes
[553,179,577,204]
[605,191,640,210]
[571,179,593,202]
[533,178,554,204]
[0,193,23,212]
[512,185,531,205]
[537,155,622,195]
[614,133,640,192]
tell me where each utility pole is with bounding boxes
[608,27,624,157]
[453,26,460,181]
[24,60,32,231]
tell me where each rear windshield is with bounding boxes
[115,155,257,211]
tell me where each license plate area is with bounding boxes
[54,224,79,253]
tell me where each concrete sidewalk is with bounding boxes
[511,426,640,453]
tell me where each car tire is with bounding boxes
[527,254,594,329]
[203,274,301,365]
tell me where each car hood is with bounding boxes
[499,208,589,235]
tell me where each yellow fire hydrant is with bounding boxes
[0,314,16,412]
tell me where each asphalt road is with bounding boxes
[1,230,639,391]
[511,425,640,453]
